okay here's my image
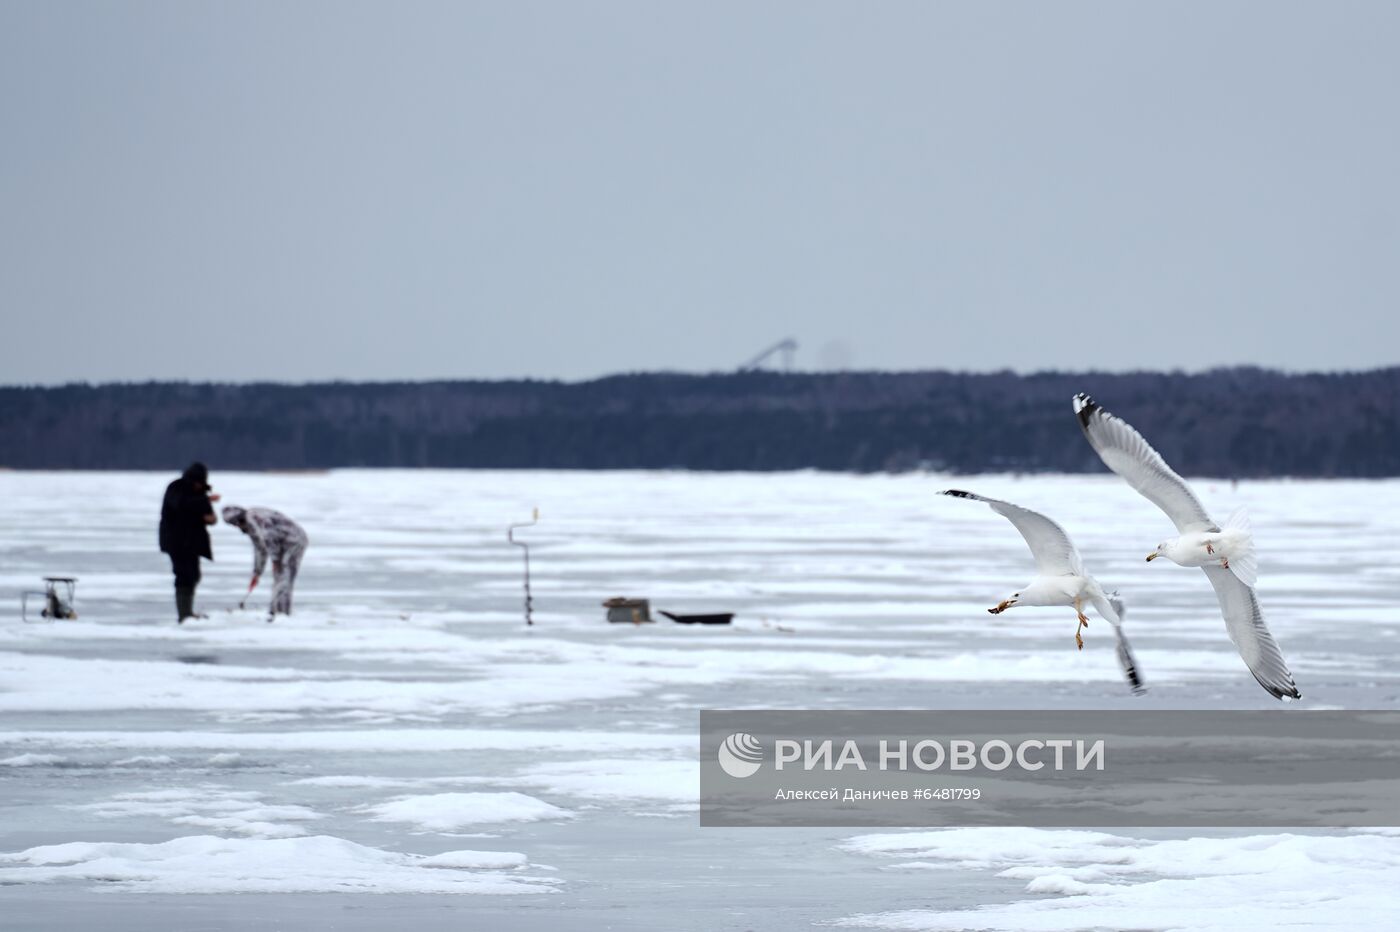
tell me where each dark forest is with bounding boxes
[2,367,1396,476]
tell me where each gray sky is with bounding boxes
[2,2,1398,385]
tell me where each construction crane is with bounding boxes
[738,338,797,372]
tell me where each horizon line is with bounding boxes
[3,362,1399,392]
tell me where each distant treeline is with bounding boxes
[1,368,1398,476]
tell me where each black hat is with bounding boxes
[183,462,210,488]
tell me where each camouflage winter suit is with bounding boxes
[221,506,309,616]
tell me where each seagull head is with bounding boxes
[1146,542,1168,562]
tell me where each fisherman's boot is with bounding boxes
[176,586,195,624]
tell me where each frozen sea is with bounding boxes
[1,469,1397,930]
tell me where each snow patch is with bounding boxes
[837,828,1400,930]
[0,835,555,895]
[73,786,322,839]
[361,792,573,832]
[110,755,175,767]
[419,849,530,870]
[0,753,66,767]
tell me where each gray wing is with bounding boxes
[1073,393,1217,534]
[941,490,1085,577]
[1202,565,1301,700]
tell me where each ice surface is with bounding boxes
[1,469,1398,928]
[509,759,699,805]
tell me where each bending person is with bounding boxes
[221,506,309,619]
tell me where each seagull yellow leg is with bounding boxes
[1074,597,1089,651]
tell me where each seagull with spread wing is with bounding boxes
[940,489,1145,695]
[1072,393,1301,700]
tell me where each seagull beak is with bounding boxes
[1145,552,1158,562]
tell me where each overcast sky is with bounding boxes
[2,2,1397,385]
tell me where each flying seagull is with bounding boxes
[1072,393,1301,700]
[941,489,1145,695]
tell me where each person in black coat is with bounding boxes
[159,462,219,623]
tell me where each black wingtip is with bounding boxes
[1125,665,1145,694]
[1117,641,1145,695]
[1254,672,1302,701]
[940,489,975,499]
[1072,392,1099,429]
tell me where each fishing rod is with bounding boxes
[507,507,539,626]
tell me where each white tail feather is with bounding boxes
[1223,506,1258,588]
